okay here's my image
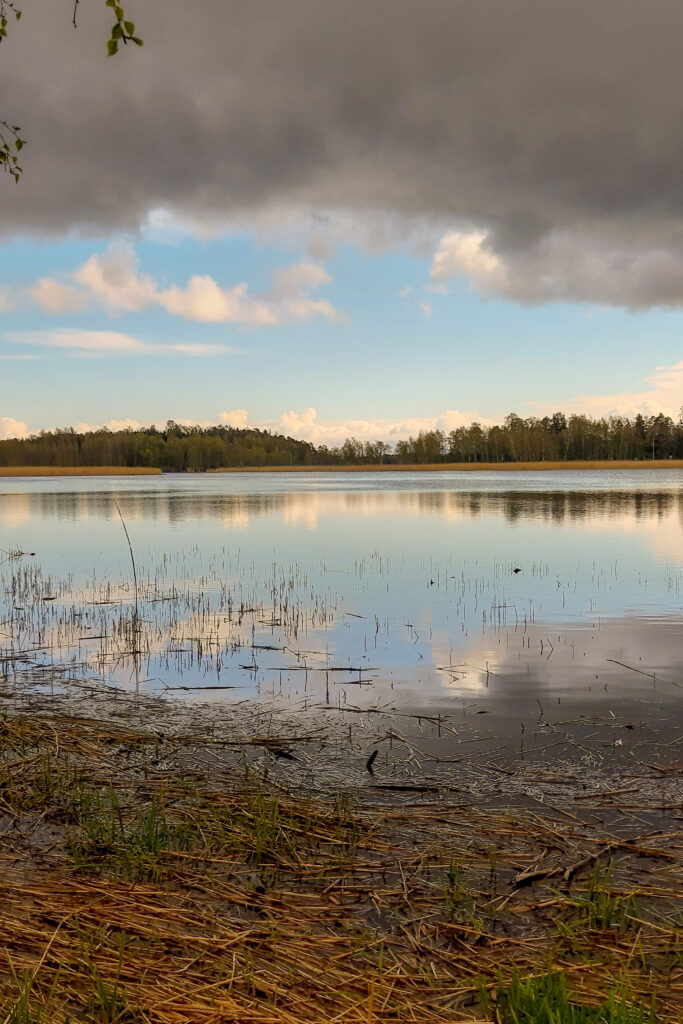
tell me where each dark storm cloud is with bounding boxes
[4,0,683,305]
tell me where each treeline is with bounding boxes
[0,423,328,471]
[396,412,683,463]
[0,412,682,470]
[321,411,683,464]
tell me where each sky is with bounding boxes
[1,0,683,447]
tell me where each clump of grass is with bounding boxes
[88,936,130,1024]
[199,789,361,866]
[67,787,190,880]
[331,791,360,860]
[572,859,637,931]
[1,975,42,1024]
[444,859,470,917]
[442,858,486,932]
[482,972,656,1023]
[205,791,317,864]
[0,750,89,822]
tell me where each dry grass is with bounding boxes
[209,460,683,473]
[0,711,679,1023]
[1,461,681,477]
[0,466,162,476]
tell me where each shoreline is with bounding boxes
[0,458,682,476]
[0,692,679,1021]
[210,458,683,473]
[0,466,162,477]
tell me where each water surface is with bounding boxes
[1,470,681,769]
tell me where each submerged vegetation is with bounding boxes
[1,410,683,471]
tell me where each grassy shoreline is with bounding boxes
[0,466,162,476]
[209,459,683,473]
[0,705,679,1023]
[1,459,682,477]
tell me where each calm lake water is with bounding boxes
[1,470,682,768]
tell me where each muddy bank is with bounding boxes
[0,677,680,1022]
[2,668,681,819]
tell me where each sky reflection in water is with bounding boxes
[1,472,682,741]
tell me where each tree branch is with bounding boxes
[2,0,143,181]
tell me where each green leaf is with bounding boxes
[115,6,124,19]
[111,23,123,38]
[107,38,119,55]
[124,20,134,34]
[132,36,143,46]
[15,139,22,150]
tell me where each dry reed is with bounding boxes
[0,711,679,1023]
[208,460,683,473]
[0,466,162,476]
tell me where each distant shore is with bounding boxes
[0,466,162,477]
[209,458,683,473]
[1,459,682,477]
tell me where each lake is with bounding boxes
[1,470,682,787]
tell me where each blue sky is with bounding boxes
[1,226,682,445]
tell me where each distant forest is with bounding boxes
[1,412,682,471]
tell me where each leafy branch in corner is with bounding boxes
[0,1,24,178]
[0,0,21,39]
[103,0,143,54]
[72,0,143,55]
[0,120,23,181]
[1,0,143,180]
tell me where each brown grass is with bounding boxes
[210,459,683,473]
[0,466,162,476]
[0,710,679,1023]
[2,460,681,477]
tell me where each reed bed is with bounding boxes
[0,710,680,1023]
[209,460,683,473]
[0,467,162,476]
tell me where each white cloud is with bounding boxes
[436,409,493,431]
[216,409,249,428]
[431,230,506,292]
[0,416,29,440]
[9,329,232,358]
[71,418,144,433]
[158,277,277,325]
[419,300,432,316]
[30,245,338,327]
[529,360,683,420]
[277,408,495,447]
[269,263,336,323]
[74,247,158,313]
[30,278,89,314]
[0,287,14,312]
